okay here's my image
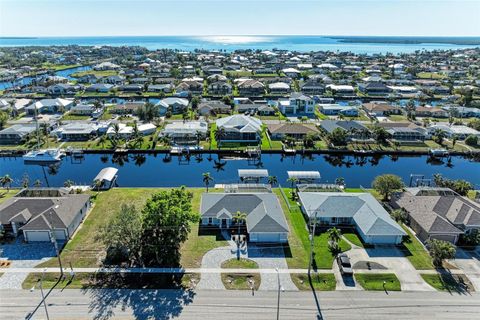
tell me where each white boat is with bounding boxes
[23,149,65,162]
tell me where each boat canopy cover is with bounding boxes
[94,167,118,182]
[287,171,321,180]
[238,169,269,179]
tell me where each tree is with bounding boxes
[21,173,30,189]
[214,127,226,148]
[465,134,478,147]
[267,175,278,186]
[451,135,457,148]
[427,239,456,268]
[0,111,8,130]
[391,209,408,224]
[33,179,42,188]
[372,174,404,201]
[232,211,247,260]
[432,128,446,146]
[372,126,389,143]
[0,174,13,191]
[459,229,480,247]
[433,174,473,196]
[327,227,342,254]
[202,172,214,192]
[191,96,200,109]
[98,204,143,266]
[140,188,198,266]
[63,180,74,188]
[335,177,345,186]
[327,128,348,146]
[287,177,298,192]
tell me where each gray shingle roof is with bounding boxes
[298,192,406,237]
[201,193,289,233]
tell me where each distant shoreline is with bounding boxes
[330,36,480,46]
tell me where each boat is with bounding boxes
[23,149,65,162]
[429,149,449,158]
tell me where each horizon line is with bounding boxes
[2,34,480,38]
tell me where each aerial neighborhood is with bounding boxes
[0,44,480,313]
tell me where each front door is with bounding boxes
[221,219,227,228]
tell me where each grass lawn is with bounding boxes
[417,72,446,79]
[387,115,409,121]
[399,225,434,270]
[37,188,226,268]
[221,258,259,269]
[274,189,351,270]
[221,273,260,290]
[420,273,474,292]
[61,114,91,121]
[354,273,401,291]
[0,189,20,204]
[72,70,118,78]
[343,231,365,248]
[22,272,199,290]
[291,273,336,291]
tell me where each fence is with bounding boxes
[278,183,293,211]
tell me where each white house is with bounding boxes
[277,93,315,115]
[216,115,263,142]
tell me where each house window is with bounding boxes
[208,217,213,225]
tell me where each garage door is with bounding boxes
[371,235,399,244]
[25,231,51,242]
[254,233,280,243]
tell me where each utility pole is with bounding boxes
[49,212,63,276]
[29,269,49,320]
[308,209,318,276]
[275,267,283,320]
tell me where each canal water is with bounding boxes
[1,153,479,189]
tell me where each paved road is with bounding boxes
[1,289,479,320]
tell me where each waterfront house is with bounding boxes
[427,124,480,140]
[358,82,392,95]
[0,124,37,145]
[326,84,355,96]
[85,83,114,93]
[48,83,79,95]
[94,62,121,71]
[277,93,315,115]
[320,120,372,141]
[197,101,231,116]
[215,114,263,143]
[298,192,406,245]
[267,123,320,140]
[51,122,99,141]
[106,123,133,139]
[363,102,402,117]
[282,68,301,78]
[318,104,359,117]
[118,84,143,92]
[111,101,146,115]
[156,97,189,115]
[391,187,480,244]
[415,106,449,118]
[161,121,208,144]
[147,84,174,93]
[176,80,204,95]
[0,188,91,243]
[200,193,289,243]
[25,98,74,115]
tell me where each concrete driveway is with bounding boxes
[449,248,480,291]
[196,241,297,291]
[346,246,435,292]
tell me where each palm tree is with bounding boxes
[327,227,342,253]
[267,175,278,186]
[0,174,13,191]
[214,127,226,149]
[33,179,42,188]
[93,179,104,194]
[233,211,248,260]
[98,135,107,149]
[202,172,214,192]
[195,131,203,146]
[335,177,345,186]
[63,180,74,188]
[287,177,298,191]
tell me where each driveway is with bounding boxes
[449,248,480,291]
[196,241,297,291]
[0,238,58,289]
[346,245,435,291]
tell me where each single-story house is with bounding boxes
[106,123,134,139]
[216,115,263,142]
[111,101,146,115]
[358,82,392,95]
[51,122,98,141]
[267,123,320,140]
[298,192,406,244]
[0,188,91,242]
[268,82,291,94]
[198,101,231,116]
[25,98,74,115]
[156,97,189,115]
[427,124,480,140]
[208,81,232,95]
[318,104,359,116]
[363,103,402,116]
[200,193,289,243]
[320,120,372,141]
[162,121,208,144]
[147,84,173,93]
[327,84,355,95]
[236,79,265,95]
[391,187,480,244]
[415,106,449,118]
[85,83,114,93]
[0,123,37,144]
[301,80,325,95]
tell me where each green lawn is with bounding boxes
[71,70,118,78]
[61,114,91,121]
[221,258,259,269]
[417,72,447,80]
[291,273,336,291]
[354,273,401,291]
[273,189,351,270]
[343,231,365,248]
[399,225,434,270]
[0,189,19,204]
[37,188,226,268]
[387,115,409,122]
[221,273,260,290]
[22,272,198,290]
[420,273,473,292]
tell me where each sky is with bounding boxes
[0,0,479,37]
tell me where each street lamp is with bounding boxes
[275,267,284,320]
[30,268,50,320]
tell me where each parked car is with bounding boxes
[336,253,353,275]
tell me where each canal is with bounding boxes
[1,153,479,189]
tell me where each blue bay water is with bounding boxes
[1,36,479,54]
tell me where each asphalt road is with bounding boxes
[1,289,480,320]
